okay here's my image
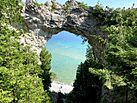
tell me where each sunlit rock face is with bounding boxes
[23,0,108,65]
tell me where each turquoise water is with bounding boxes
[46,31,88,84]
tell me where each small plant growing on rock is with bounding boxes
[51,0,57,11]
[63,3,71,11]
[78,2,89,10]
[33,1,43,7]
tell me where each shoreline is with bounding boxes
[50,81,74,94]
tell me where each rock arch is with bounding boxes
[23,0,107,65]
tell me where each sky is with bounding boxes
[36,0,137,8]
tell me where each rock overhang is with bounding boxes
[23,0,108,64]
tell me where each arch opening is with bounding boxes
[24,0,106,64]
[46,31,88,84]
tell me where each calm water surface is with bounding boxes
[46,31,88,84]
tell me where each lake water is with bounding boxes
[46,31,88,84]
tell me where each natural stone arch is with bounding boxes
[23,0,107,65]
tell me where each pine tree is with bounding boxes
[68,6,137,103]
[40,48,52,90]
[90,5,137,103]
[67,46,102,103]
[0,0,52,102]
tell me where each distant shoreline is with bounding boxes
[50,81,74,94]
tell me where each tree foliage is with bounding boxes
[91,4,137,103]
[69,4,137,103]
[67,46,102,103]
[40,48,52,90]
[0,0,52,102]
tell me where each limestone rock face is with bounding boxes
[20,30,45,55]
[23,0,107,64]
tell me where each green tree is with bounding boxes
[90,5,137,103]
[0,0,52,102]
[0,27,52,103]
[67,46,102,103]
[68,5,137,103]
[40,48,52,90]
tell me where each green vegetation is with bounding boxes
[63,1,89,12]
[67,46,103,103]
[33,1,43,7]
[63,3,71,11]
[51,0,57,12]
[68,4,137,103]
[40,48,52,90]
[0,0,52,102]
[78,2,89,10]
[1,0,137,103]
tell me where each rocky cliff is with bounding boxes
[23,0,107,65]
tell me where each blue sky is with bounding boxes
[36,0,137,8]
